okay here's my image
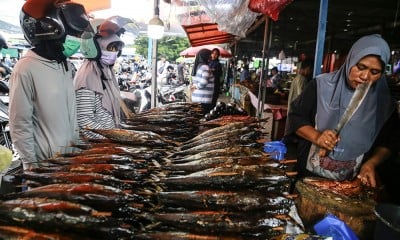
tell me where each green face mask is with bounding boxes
[62,35,81,57]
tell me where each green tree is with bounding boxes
[134,34,190,62]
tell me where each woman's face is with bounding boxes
[211,50,219,60]
[348,55,383,89]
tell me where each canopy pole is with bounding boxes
[313,0,329,77]
[257,16,270,117]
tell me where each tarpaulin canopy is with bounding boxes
[180,44,232,58]
[182,23,236,47]
[72,0,111,12]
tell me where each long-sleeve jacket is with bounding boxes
[9,50,79,164]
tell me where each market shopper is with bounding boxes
[284,59,314,136]
[0,34,10,78]
[190,48,214,114]
[286,34,397,188]
[74,19,125,139]
[209,48,223,107]
[9,0,90,170]
[267,66,282,90]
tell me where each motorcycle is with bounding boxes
[157,83,187,104]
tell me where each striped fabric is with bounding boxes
[191,64,214,104]
[76,89,116,139]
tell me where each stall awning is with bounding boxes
[182,23,236,47]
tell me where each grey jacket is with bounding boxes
[9,50,79,165]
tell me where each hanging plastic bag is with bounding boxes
[198,0,260,37]
[248,0,293,21]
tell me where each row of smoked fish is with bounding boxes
[0,102,299,240]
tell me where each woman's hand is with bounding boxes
[316,129,339,150]
[296,126,339,156]
[315,129,339,157]
[357,146,391,188]
[357,161,377,187]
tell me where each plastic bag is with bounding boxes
[248,0,293,21]
[198,0,260,37]
[0,145,13,172]
[314,214,359,240]
[264,141,287,160]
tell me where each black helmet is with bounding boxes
[0,34,8,50]
[20,0,90,46]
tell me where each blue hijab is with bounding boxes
[315,34,394,160]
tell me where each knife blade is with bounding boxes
[334,81,372,134]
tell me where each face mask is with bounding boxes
[62,35,81,57]
[100,50,118,65]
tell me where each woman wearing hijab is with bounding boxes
[74,20,124,138]
[287,34,397,188]
[191,48,214,114]
[209,48,223,107]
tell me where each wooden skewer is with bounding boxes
[285,171,298,177]
[281,159,297,164]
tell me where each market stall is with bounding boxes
[0,102,388,239]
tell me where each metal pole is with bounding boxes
[150,38,158,108]
[147,37,153,66]
[313,0,328,77]
[150,0,160,109]
[257,16,270,117]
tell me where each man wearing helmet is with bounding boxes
[0,34,9,77]
[9,0,90,170]
[74,18,125,138]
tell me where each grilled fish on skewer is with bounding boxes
[30,164,151,181]
[158,190,293,212]
[160,165,290,190]
[135,231,244,240]
[0,225,84,240]
[43,154,148,166]
[202,115,269,127]
[168,147,265,163]
[61,145,164,159]
[179,127,261,150]
[140,211,285,235]
[0,198,135,239]
[2,183,144,211]
[86,128,180,147]
[185,122,250,144]
[171,139,262,158]
[163,156,282,173]
[17,171,135,190]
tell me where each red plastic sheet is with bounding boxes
[248,0,293,21]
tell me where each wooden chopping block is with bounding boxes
[295,178,376,239]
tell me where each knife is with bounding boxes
[318,81,372,156]
[334,81,372,134]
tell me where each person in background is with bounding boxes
[286,34,397,188]
[9,0,90,170]
[177,60,185,84]
[286,59,314,115]
[209,48,223,107]
[191,48,214,114]
[269,66,282,90]
[0,34,10,78]
[157,56,170,77]
[74,19,125,139]
[240,64,250,83]
[225,59,235,92]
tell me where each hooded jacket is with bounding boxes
[9,50,79,164]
